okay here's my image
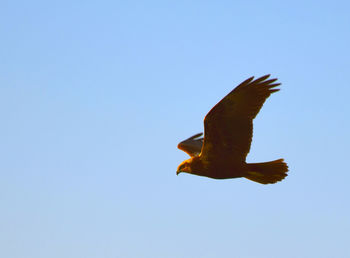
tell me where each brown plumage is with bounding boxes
[176,75,288,184]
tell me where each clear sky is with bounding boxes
[1,0,350,257]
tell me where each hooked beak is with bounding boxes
[176,170,181,175]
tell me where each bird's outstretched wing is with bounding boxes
[177,133,203,157]
[201,75,280,162]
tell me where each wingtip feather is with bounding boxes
[242,76,255,84]
[254,74,271,83]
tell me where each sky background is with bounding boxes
[1,0,350,257]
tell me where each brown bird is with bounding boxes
[176,75,288,184]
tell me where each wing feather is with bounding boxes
[201,75,281,162]
[177,133,203,157]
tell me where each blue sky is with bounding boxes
[1,1,350,257]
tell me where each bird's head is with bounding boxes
[176,159,193,175]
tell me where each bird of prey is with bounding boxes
[177,75,288,184]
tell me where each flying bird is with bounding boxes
[177,75,288,184]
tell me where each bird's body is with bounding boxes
[177,75,289,184]
[183,156,246,179]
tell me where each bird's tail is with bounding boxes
[245,159,288,184]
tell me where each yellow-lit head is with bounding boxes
[176,159,192,175]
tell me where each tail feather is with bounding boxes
[245,159,289,184]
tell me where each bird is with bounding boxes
[176,74,288,184]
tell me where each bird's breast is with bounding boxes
[193,158,246,179]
